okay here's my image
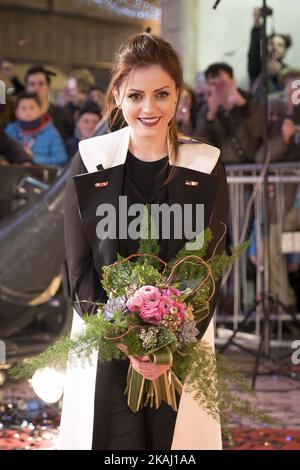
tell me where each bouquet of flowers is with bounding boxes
[11,214,271,438]
[97,250,216,413]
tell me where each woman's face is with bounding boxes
[180,88,193,110]
[114,64,178,138]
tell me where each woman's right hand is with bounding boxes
[116,343,170,381]
[129,355,170,381]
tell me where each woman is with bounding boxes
[59,33,228,450]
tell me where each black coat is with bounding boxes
[60,127,228,450]
[64,150,228,339]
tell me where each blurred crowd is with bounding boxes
[0,9,299,167]
[0,8,299,311]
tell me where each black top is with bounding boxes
[119,150,170,259]
[125,150,169,201]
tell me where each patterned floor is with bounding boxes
[1,348,299,450]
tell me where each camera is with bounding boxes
[259,6,273,16]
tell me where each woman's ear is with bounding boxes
[112,89,120,108]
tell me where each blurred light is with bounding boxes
[31,368,65,404]
[82,0,161,19]
[0,370,6,387]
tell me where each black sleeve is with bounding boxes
[11,76,25,95]
[0,130,30,163]
[64,151,104,316]
[197,158,229,339]
[248,26,262,84]
[49,105,74,142]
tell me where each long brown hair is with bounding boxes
[104,32,184,167]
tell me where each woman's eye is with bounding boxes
[128,93,141,101]
[157,91,169,99]
[128,91,170,101]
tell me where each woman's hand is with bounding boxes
[116,343,170,381]
[129,355,170,381]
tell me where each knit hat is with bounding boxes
[78,101,101,118]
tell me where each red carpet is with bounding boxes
[225,428,300,450]
[1,427,300,450]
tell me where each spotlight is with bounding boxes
[30,367,65,404]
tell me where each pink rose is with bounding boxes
[143,291,161,308]
[162,287,181,297]
[126,293,144,312]
[140,306,163,325]
[136,285,161,308]
[138,285,161,300]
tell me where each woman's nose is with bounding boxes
[142,97,156,114]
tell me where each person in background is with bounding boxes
[25,65,74,142]
[88,85,105,110]
[253,71,300,311]
[256,69,300,163]
[5,92,68,167]
[57,77,88,127]
[175,84,198,136]
[0,61,74,141]
[248,7,292,101]
[195,62,263,163]
[66,101,101,159]
[194,72,211,116]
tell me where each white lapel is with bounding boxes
[78,126,220,175]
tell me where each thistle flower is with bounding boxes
[103,295,127,321]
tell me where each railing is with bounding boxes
[216,162,300,347]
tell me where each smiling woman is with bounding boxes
[60,32,228,451]
[105,34,183,164]
[114,67,178,162]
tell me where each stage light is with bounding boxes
[30,368,65,404]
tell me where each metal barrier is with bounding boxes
[216,162,300,347]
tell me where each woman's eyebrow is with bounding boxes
[128,86,171,92]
